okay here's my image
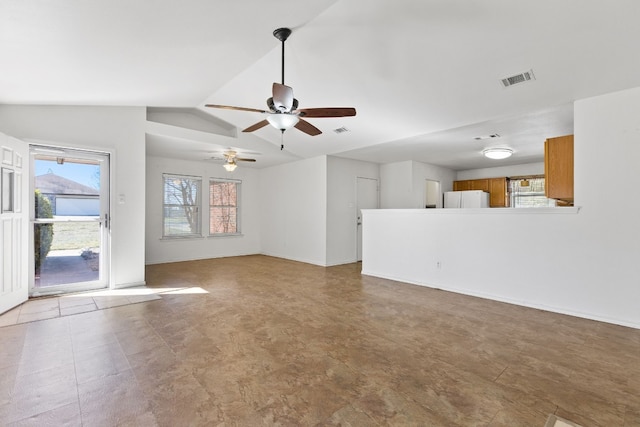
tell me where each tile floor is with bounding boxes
[1,255,639,426]
[0,288,162,327]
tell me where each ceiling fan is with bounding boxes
[210,150,256,172]
[205,28,356,149]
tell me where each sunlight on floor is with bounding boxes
[0,286,209,327]
[65,286,210,297]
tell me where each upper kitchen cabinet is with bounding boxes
[454,178,487,192]
[453,180,471,191]
[544,135,574,204]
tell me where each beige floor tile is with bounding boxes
[7,401,82,427]
[5,363,77,424]
[74,341,131,385]
[70,328,117,352]
[0,365,19,407]
[58,295,95,309]
[93,296,131,309]
[0,324,27,369]
[60,302,97,317]
[16,341,74,378]
[77,369,154,426]
[17,308,60,324]
[0,306,21,327]
[17,298,59,315]
[126,294,162,304]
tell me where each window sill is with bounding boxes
[160,235,204,241]
[208,233,243,238]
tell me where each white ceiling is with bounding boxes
[2,0,640,171]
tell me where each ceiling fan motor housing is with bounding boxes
[273,28,292,42]
[267,97,298,112]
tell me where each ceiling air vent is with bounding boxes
[501,69,535,88]
[474,133,501,141]
[333,127,350,134]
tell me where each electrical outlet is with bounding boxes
[436,261,442,269]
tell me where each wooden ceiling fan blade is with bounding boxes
[272,83,294,112]
[236,157,257,162]
[243,120,269,133]
[298,107,356,118]
[295,119,322,136]
[205,104,268,114]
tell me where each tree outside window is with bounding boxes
[210,179,240,235]
[163,174,201,237]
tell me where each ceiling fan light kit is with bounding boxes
[267,113,299,130]
[483,147,513,159]
[210,150,256,172]
[205,28,356,149]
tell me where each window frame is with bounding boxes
[162,173,203,239]
[209,178,241,237]
[509,176,556,208]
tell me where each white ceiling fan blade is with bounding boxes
[272,83,294,112]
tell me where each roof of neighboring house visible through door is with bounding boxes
[36,172,99,196]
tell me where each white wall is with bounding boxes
[411,161,457,209]
[0,105,146,288]
[380,161,413,208]
[380,160,456,209]
[259,156,328,266]
[363,86,640,329]
[456,162,544,180]
[145,156,261,264]
[326,156,379,266]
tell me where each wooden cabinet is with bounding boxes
[453,180,470,191]
[544,135,574,203]
[472,179,489,192]
[454,179,487,192]
[452,177,509,207]
[489,177,509,207]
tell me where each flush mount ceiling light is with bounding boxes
[483,148,513,159]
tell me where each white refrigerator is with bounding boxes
[444,190,489,208]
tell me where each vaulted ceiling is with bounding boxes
[2,1,640,170]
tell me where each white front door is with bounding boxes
[0,136,29,315]
[356,177,378,261]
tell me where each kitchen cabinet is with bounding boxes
[454,178,488,192]
[453,180,471,191]
[489,177,509,207]
[544,135,574,203]
[452,177,508,207]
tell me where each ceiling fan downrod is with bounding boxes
[273,28,292,85]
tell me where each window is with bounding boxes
[209,179,240,235]
[509,177,556,208]
[163,174,201,237]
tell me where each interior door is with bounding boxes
[30,146,110,296]
[356,177,378,261]
[0,136,29,315]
